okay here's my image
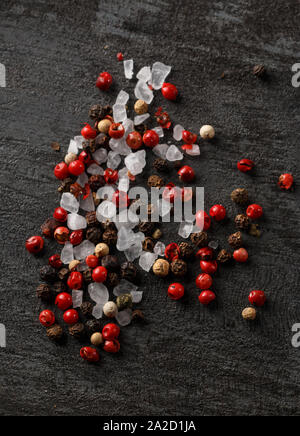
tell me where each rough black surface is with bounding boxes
[0,0,300,416]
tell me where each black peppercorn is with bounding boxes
[147,175,165,188]
[85,319,102,336]
[40,265,57,283]
[190,232,208,247]
[139,221,155,236]
[235,214,251,230]
[57,177,73,193]
[58,268,69,282]
[142,237,155,252]
[228,232,243,249]
[106,272,120,288]
[231,188,249,206]
[85,211,98,227]
[69,323,85,339]
[116,294,133,311]
[36,284,52,301]
[101,255,119,271]
[89,134,110,152]
[253,64,266,78]
[179,242,195,260]
[41,218,59,239]
[88,175,105,192]
[121,262,138,282]
[249,224,261,238]
[83,268,93,283]
[102,229,118,246]
[217,249,232,264]
[170,259,188,277]
[86,227,102,244]
[153,158,170,173]
[46,324,63,341]
[89,104,103,121]
[80,301,93,318]
[52,281,66,295]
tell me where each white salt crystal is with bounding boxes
[131,291,143,304]
[72,290,83,308]
[68,139,78,154]
[92,304,104,320]
[173,125,185,141]
[118,177,129,193]
[123,118,135,136]
[113,280,138,297]
[124,243,143,262]
[93,148,107,164]
[87,163,104,175]
[151,62,171,90]
[60,193,79,214]
[178,221,194,239]
[134,80,154,104]
[124,59,134,79]
[185,144,200,156]
[114,210,139,231]
[80,193,95,212]
[153,143,169,159]
[166,145,183,161]
[134,114,150,125]
[139,252,158,272]
[209,240,219,250]
[107,151,121,170]
[154,241,166,256]
[96,200,117,221]
[76,172,89,187]
[74,136,85,149]
[60,242,74,265]
[116,309,132,327]
[77,261,88,272]
[116,90,129,105]
[109,137,131,156]
[153,126,164,138]
[67,213,87,231]
[97,186,115,201]
[136,66,151,82]
[88,282,109,304]
[125,150,146,175]
[157,199,172,218]
[74,240,95,260]
[113,104,127,123]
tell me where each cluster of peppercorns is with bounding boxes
[25,59,295,364]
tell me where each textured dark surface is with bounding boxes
[0,0,300,416]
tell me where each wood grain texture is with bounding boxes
[0,0,300,416]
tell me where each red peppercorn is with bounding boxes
[63,309,79,325]
[198,290,216,305]
[92,266,108,283]
[200,260,218,275]
[209,204,226,222]
[112,190,130,209]
[53,207,68,222]
[109,122,125,139]
[79,150,93,166]
[96,72,113,91]
[49,254,63,269]
[103,339,120,353]
[54,162,69,180]
[81,123,98,140]
[162,183,181,204]
[55,292,72,310]
[195,210,211,231]
[246,204,263,220]
[69,230,84,246]
[248,290,266,307]
[80,347,100,362]
[67,271,83,290]
[182,131,197,145]
[161,82,178,101]
[68,160,85,176]
[39,309,55,327]
[143,130,160,148]
[104,168,119,184]
[117,52,124,62]
[54,226,69,244]
[168,283,185,300]
[25,236,44,254]
[86,255,98,269]
[278,173,294,190]
[102,323,120,340]
[165,243,181,261]
[233,248,248,263]
[196,273,213,290]
[178,165,195,182]
[237,159,255,173]
[126,131,143,150]
[196,247,213,261]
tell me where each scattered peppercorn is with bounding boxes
[190,232,208,248]
[121,262,138,282]
[91,332,103,346]
[228,232,243,249]
[178,242,194,259]
[253,64,266,78]
[103,301,118,318]
[139,221,155,236]
[153,158,169,173]
[170,259,187,277]
[101,255,119,271]
[217,249,232,264]
[249,223,261,238]
[235,214,251,230]
[152,228,163,240]
[102,229,118,246]
[200,125,215,140]
[231,188,249,205]
[58,268,69,282]
[278,173,294,190]
[69,323,85,339]
[52,281,67,294]
[41,218,59,239]
[86,227,102,244]
[116,294,133,311]
[142,237,155,253]
[40,265,57,283]
[147,175,165,188]
[80,301,93,318]
[85,319,102,336]
[153,259,170,277]
[134,99,148,115]
[106,272,120,288]
[242,307,257,320]
[36,284,52,301]
[46,324,63,341]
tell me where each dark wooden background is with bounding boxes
[0,0,300,416]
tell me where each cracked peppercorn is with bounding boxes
[106,272,120,288]
[40,265,57,283]
[86,227,102,244]
[46,324,63,341]
[231,188,249,205]
[170,259,187,277]
[153,158,170,173]
[190,232,208,248]
[101,255,119,271]
[80,301,93,318]
[85,211,98,227]
[235,214,251,230]
[102,229,118,246]
[217,249,232,264]
[52,281,66,294]
[121,262,138,282]
[147,175,165,188]
[88,175,105,192]
[41,218,60,239]
[143,237,155,252]
[36,284,52,301]
[228,232,243,249]
[178,242,194,260]
[85,319,102,336]
[58,268,69,282]
[69,323,85,339]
